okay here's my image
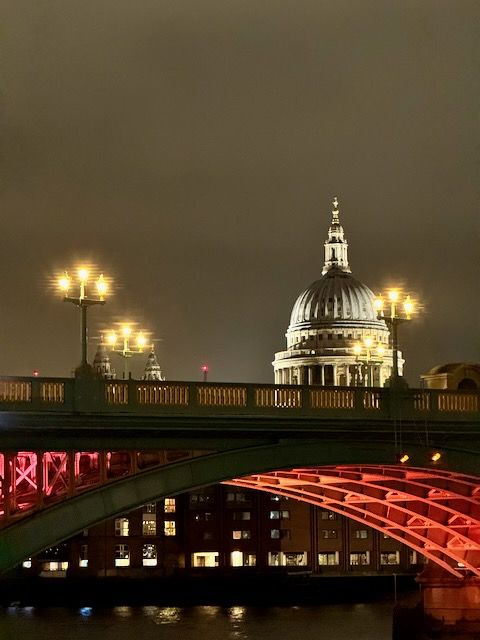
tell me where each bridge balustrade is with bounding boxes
[197,385,247,407]
[0,376,478,422]
[255,387,302,408]
[137,384,189,406]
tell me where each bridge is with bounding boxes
[1,375,480,621]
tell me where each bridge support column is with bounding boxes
[418,570,480,626]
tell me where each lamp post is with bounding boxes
[58,267,109,377]
[374,289,416,388]
[352,336,385,386]
[106,324,148,379]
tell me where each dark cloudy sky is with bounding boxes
[1,1,478,384]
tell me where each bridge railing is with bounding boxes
[0,376,478,421]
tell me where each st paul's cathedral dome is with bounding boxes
[273,198,401,387]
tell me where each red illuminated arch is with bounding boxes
[226,465,480,579]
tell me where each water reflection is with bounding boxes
[153,606,182,625]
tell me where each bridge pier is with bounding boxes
[418,567,480,626]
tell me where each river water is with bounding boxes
[0,602,393,640]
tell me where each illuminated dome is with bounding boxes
[273,197,399,387]
[289,268,379,330]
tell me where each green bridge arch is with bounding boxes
[1,438,479,573]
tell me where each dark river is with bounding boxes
[0,603,393,640]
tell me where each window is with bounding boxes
[231,551,256,567]
[269,510,289,520]
[321,529,338,539]
[164,520,176,536]
[380,552,400,566]
[233,511,251,521]
[143,503,156,514]
[203,531,213,541]
[284,552,307,566]
[190,493,214,506]
[115,544,130,567]
[143,544,157,567]
[115,518,129,537]
[164,498,176,513]
[320,511,337,521]
[270,494,281,502]
[409,550,418,565]
[191,552,218,568]
[194,512,212,522]
[142,516,156,536]
[268,551,307,566]
[232,530,251,540]
[79,544,88,568]
[270,529,290,539]
[42,561,68,572]
[349,551,370,566]
[354,529,368,539]
[226,492,247,503]
[318,552,340,566]
[22,559,32,569]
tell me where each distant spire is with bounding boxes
[93,339,116,379]
[322,196,351,275]
[143,346,165,381]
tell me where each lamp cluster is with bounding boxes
[57,264,152,378]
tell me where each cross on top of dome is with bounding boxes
[331,196,340,225]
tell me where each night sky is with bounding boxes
[1,1,478,384]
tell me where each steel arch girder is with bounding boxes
[0,440,479,574]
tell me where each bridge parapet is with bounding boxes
[0,376,478,423]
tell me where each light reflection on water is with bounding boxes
[0,603,393,640]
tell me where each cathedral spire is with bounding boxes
[322,196,351,275]
[142,346,165,381]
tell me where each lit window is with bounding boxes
[268,552,307,566]
[191,552,218,568]
[232,530,251,540]
[115,544,130,567]
[270,494,281,502]
[349,552,370,566]
[318,552,339,566]
[409,550,418,565]
[354,529,368,539]
[380,552,400,565]
[115,518,129,537]
[270,529,280,539]
[42,561,69,571]
[79,544,88,568]
[270,511,280,520]
[22,558,32,569]
[142,516,157,536]
[164,498,176,513]
[164,520,176,536]
[143,544,157,567]
[281,510,290,519]
[231,551,256,567]
[321,529,338,539]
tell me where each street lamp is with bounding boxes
[374,289,416,387]
[352,336,385,386]
[106,324,148,379]
[58,267,109,376]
